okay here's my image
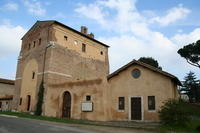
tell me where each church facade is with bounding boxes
[13,20,180,121]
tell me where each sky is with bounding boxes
[0,0,199,81]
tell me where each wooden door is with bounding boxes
[27,95,31,111]
[62,91,71,118]
[131,97,142,120]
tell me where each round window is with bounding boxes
[131,69,141,78]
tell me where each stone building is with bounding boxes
[13,20,181,121]
[0,78,15,111]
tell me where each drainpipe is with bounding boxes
[41,42,54,82]
[41,23,54,82]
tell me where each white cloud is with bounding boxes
[22,0,46,16]
[0,24,27,59]
[75,0,199,79]
[2,2,18,11]
[75,0,146,33]
[75,3,107,25]
[150,4,191,26]
[172,28,200,46]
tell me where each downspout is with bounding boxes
[42,23,53,81]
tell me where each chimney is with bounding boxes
[88,33,94,38]
[80,26,88,34]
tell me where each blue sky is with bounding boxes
[0,0,199,80]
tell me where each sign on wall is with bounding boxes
[81,102,93,112]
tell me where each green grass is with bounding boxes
[159,120,200,133]
[0,111,92,125]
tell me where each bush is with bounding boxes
[196,125,200,131]
[159,99,191,126]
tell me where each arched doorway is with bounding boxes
[62,91,71,118]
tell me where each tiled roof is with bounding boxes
[0,95,13,100]
[0,78,15,85]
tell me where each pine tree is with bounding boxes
[182,71,200,103]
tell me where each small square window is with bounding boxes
[148,96,155,110]
[86,95,91,101]
[32,72,35,79]
[82,43,86,52]
[64,36,68,41]
[100,51,103,55]
[118,97,125,110]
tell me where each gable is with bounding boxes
[108,60,181,85]
[108,64,172,84]
[21,21,54,40]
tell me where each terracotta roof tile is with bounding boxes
[0,78,15,85]
[0,95,13,100]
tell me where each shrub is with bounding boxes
[159,99,191,126]
[196,125,200,131]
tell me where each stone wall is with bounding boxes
[0,82,14,111]
[13,21,110,121]
[13,21,52,110]
[42,43,109,121]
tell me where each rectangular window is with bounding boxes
[148,96,155,110]
[19,98,22,105]
[39,38,41,45]
[0,101,2,108]
[64,36,68,41]
[32,72,35,79]
[82,43,86,52]
[86,95,91,101]
[118,97,125,110]
[33,41,36,48]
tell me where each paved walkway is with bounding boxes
[84,120,160,130]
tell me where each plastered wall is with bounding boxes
[107,65,178,121]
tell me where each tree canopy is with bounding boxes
[178,40,200,68]
[138,57,162,69]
